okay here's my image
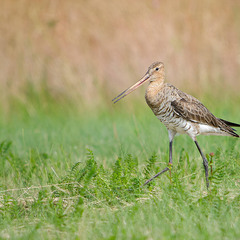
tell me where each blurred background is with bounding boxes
[1,0,240,112]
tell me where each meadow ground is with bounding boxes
[1,1,240,239]
[0,96,240,240]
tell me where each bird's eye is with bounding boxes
[155,67,159,71]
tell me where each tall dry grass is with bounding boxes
[1,0,240,106]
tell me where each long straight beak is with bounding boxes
[112,73,150,103]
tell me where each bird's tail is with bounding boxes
[219,118,240,137]
[219,119,240,127]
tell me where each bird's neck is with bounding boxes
[145,79,165,107]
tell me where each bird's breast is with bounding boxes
[145,84,198,137]
[145,83,172,116]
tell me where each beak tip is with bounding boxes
[112,74,149,105]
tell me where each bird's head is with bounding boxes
[112,61,165,103]
[147,62,165,82]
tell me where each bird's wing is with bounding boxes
[167,85,238,137]
[171,93,219,127]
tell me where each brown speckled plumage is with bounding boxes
[146,82,239,137]
[113,61,240,188]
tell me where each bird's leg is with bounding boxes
[143,130,176,186]
[194,140,209,189]
[143,167,169,186]
[168,140,173,183]
[167,130,176,183]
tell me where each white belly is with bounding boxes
[197,123,230,136]
[157,115,230,139]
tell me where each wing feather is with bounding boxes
[171,97,219,127]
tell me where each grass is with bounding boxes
[0,96,240,239]
[1,1,240,238]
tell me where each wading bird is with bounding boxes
[112,62,240,188]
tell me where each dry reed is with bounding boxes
[1,0,240,106]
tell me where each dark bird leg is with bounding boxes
[143,130,176,186]
[143,167,169,186]
[194,140,209,189]
[168,140,173,183]
[167,130,176,183]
